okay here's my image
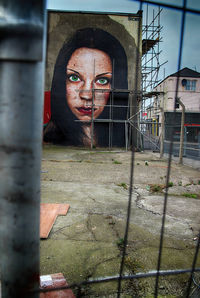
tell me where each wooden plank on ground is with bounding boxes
[40,204,70,239]
[40,273,76,298]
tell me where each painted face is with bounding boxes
[66,47,112,121]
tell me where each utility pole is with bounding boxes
[0,1,46,297]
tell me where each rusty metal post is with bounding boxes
[0,1,46,297]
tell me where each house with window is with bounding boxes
[145,67,200,159]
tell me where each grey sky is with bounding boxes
[47,0,200,80]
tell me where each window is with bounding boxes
[185,80,196,91]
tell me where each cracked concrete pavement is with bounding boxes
[40,145,200,297]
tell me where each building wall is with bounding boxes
[146,74,200,138]
[154,76,200,112]
[43,11,142,148]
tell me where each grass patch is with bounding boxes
[112,159,122,164]
[151,185,163,192]
[148,182,174,193]
[182,193,197,199]
[116,238,125,249]
[117,182,128,190]
[124,256,142,272]
[148,184,164,193]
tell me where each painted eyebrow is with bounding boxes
[67,69,112,77]
[96,72,112,78]
[66,68,80,75]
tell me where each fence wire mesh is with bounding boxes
[0,0,199,297]
[38,0,200,297]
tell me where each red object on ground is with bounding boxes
[40,204,70,239]
[40,273,76,298]
[43,91,51,125]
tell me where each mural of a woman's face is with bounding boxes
[66,47,112,121]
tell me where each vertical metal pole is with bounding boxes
[183,126,186,157]
[108,91,112,150]
[160,107,164,158]
[110,60,115,150]
[0,1,46,297]
[125,121,128,151]
[178,98,185,164]
[91,60,95,149]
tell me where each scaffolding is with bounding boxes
[142,6,163,93]
[139,5,166,151]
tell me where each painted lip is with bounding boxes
[77,107,96,115]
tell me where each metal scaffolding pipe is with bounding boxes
[160,107,164,158]
[0,1,46,297]
[178,98,185,165]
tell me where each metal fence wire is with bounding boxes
[39,1,200,297]
[0,0,200,297]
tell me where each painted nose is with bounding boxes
[79,81,93,101]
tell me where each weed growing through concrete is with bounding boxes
[151,184,162,192]
[116,238,125,249]
[148,182,174,192]
[148,184,164,193]
[182,193,197,199]
[112,159,122,164]
[117,182,128,190]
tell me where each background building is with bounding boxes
[146,67,200,159]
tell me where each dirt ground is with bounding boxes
[40,145,200,297]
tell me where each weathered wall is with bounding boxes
[45,12,141,91]
[43,12,142,148]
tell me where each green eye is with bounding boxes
[96,78,109,85]
[69,75,80,82]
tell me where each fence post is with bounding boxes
[177,98,185,164]
[0,1,46,297]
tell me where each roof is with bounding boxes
[152,67,200,90]
[170,67,200,78]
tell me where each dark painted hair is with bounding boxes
[44,27,128,146]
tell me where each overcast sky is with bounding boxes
[47,0,200,82]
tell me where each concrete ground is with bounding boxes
[40,145,200,297]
